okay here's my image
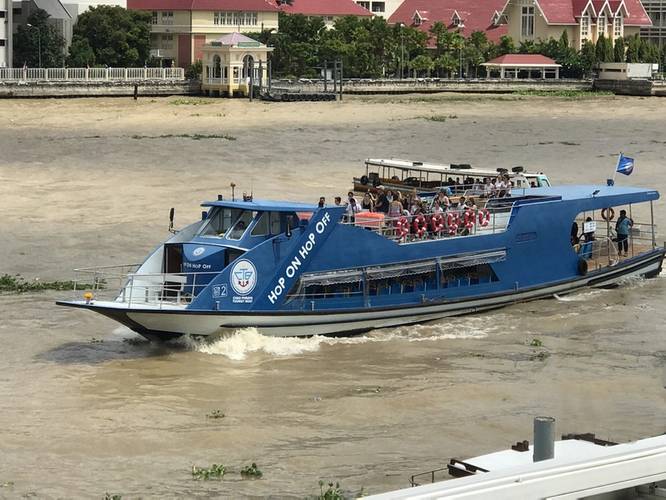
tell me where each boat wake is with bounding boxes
[186,319,492,360]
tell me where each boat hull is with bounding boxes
[57,249,664,341]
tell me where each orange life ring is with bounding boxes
[430,213,445,233]
[464,209,475,229]
[601,207,615,221]
[478,209,490,227]
[447,212,459,235]
[413,214,427,237]
[395,216,410,239]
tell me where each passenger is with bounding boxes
[318,196,326,208]
[581,216,596,242]
[334,196,342,206]
[615,209,634,257]
[361,192,374,211]
[466,197,478,210]
[432,199,443,214]
[571,222,580,245]
[346,197,360,223]
[375,187,389,214]
[530,181,537,188]
[388,195,403,219]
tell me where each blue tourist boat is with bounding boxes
[57,184,664,341]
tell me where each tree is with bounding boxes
[13,9,65,67]
[595,34,613,63]
[579,40,597,76]
[497,35,516,56]
[68,6,151,67]
[625,34,641,63]
[409,54,433,76]
[613,36,626,62]
[434,53,457,78]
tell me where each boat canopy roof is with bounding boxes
[530,184,659,203]
[202,199,318,212]
[365,158,545,178]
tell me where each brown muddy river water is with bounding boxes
[1,95,665,498]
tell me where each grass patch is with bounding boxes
[191,463,225,480]
[423,114,458,122]
[206,409,225,419]
[169,98,214,105]
[317,481,345,500]
[240,462,263,478]
[0,274,98,293]
[529,338,543,347]
[130,133,236,141]
[514,89,613,98]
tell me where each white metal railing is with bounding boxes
[70,265,221,309]
[0,67,185,82]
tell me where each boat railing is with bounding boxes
[341,206,512,243]
[70,266,222,309]
[576,237,620,271]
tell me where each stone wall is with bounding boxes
[0,80,201,98]
[592,79,657,96]
[272,78,592,95]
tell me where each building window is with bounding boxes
[371,2,385,13]
[214,11,257,26]
[521,6,534,38]
[0,40,5,47]
[357,1,370,9]
[12,7,21,15]
[598,13,607,37]
[161,11,173,25]
[581,14,590,42]
[151,11,158,24]
[413,13,422,26]
[0,11,5,18]
[613,13,624,37]
[162,34,173,49]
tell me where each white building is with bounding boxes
[0,0,11,67]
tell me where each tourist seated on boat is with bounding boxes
[432,199,443,214]
[334,196,342,206]
[318,196,326,208]
[466,197,478,210]
[361,192,374,211]
[375,188,389,214]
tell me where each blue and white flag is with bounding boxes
[616,153,634,176]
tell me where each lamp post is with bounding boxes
[458,23,465,79]
[26,23,42,68]
[399,23,405,80]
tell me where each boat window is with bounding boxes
[287,268,363,301]
[251,212,269,236]
[271,212,282,234]
[227,210,256,240]
[199,207,242,237]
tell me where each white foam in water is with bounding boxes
[111,325,138,338]
[189,320,492,360]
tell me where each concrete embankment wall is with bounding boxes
[276,79,592,95]
[593,79,666,96]
[0,80,201,98]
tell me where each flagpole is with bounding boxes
[612,152,622,184]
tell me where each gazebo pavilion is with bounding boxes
[482,54,561,79]
[201,33,273,98]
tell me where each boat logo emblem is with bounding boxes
[230,259,257,296]
[193,247,206,257]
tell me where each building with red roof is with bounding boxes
[127,0,279,67]
[272,0,372,28]
[388,0,509,45]
[482,53,562,78]
[353,0,403,19]
[498,0,652,49]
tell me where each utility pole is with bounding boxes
[27,23,41,68]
